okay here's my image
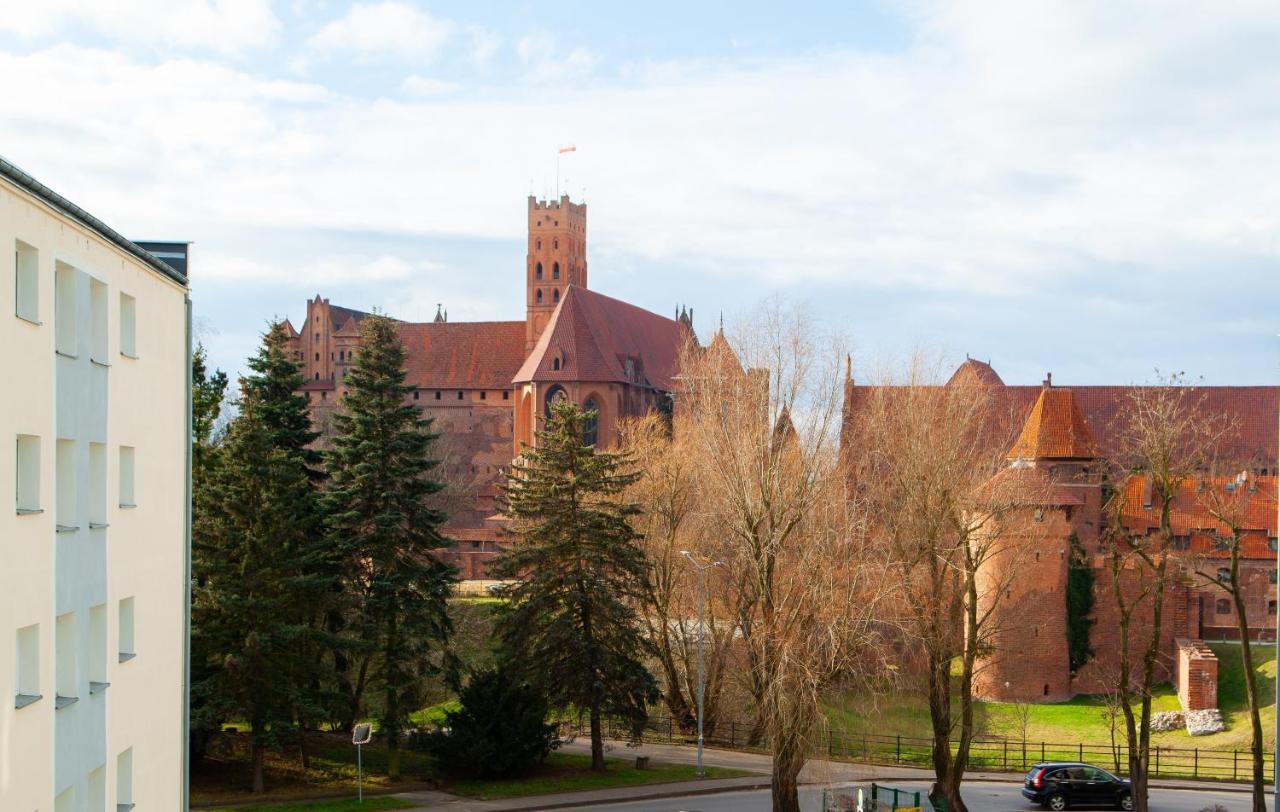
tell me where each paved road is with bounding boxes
[570,783,1274,812]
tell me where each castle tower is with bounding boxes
[973,379,1103,703]
[526,194,587,352]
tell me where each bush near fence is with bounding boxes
[595,714,1274,784]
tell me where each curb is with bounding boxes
[473,779,774,811]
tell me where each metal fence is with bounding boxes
[601,714,1274,784]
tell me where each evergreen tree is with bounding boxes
[324,314,455,779]
[493,401,658,772]
[191,325,331,791]
[189,342,228,764]
[425,666,559,779]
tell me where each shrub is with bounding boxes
[425,667,559,778]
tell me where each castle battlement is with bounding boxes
[528,194,586,218]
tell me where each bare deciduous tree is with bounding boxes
[1102,374,1232,812]
[676,303,890,812]
[1189,469,1268,812]
[844,352,1031,812]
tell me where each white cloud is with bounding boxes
[516,31,598,81]
[3,1,1279,382]
[466,25,502,66]
[0,0,279,56]
[400,75,459,97]
[305,2,453,63]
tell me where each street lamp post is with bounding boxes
[681,550,720,778]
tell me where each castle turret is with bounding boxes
[526,194,587,352]
[973,382,1103,703]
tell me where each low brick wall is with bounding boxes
[1175,638,1218,711]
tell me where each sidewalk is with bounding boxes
[389,737,1262,811]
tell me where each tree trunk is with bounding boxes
[299,724,311,770]
[1229,571,1266,812]
[770,738,805,812]
[927,649,967,812]
[590,703,605,771]
[251,736,266,794]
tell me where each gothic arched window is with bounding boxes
[582,396,599,446]
[536,262,543,280]
[544,384,567,418]
[536,289,543,304]
[553,262,560,280]
[553,289,560,303]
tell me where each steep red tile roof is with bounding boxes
[397,321,526,389]
[981,465,1087,506]
[514,285,684,389]
[1008,387,1099,460]
[1120,474,1277,556]
[947,357,1004,387]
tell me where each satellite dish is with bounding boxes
[353,723,373,745]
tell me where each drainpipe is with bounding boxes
[182,295,193,811]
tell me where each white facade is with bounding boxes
[0,162,189,811]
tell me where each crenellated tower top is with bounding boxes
[526,194,588,352]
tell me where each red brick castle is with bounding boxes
[283,194,693,577]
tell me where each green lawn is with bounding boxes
[447,751,751,799]
[824,642,1276,753]
[228,798,414,812]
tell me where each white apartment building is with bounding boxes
[0,158,191,811]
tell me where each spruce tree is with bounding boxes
[493,400,658,771]
[324,314,455,779]
[191,325,330,791]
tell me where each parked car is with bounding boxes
[1022,762,1133,810]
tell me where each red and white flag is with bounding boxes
[558,145,577,154]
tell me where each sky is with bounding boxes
[1,0,1277,385]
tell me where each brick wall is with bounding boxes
[1175,638,1219,711]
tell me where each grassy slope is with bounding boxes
[824,642,1275,753]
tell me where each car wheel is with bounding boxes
[1118,792,1133,811]
[1046,793,1068,811]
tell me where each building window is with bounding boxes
[435,391,441,400]
[14,239,38,323]
[15,623,40,707]
[480,391,486,400]
[54,261,77,356]
[582,397,599,446]
[88,764,106,811]
[1217,567,1231,583]
[117,748,133,809]
[118,597,135,662]
[552,358,560,371]
[553,289,560,303]
[1270,569,1278,585]
[553,239,558,250]
[88,442,106,527]
[1212,535,1229,551]
[1270,600,1278,616]
[1216,598,1231,615]
[89,278,108,362]
[16,434,40,514]
[503,391,509,400]
[88,603,106,690]
[413,390,420,400]
[55,611,77,707]
[1269,537,1278,552]
[536,262,543,280]
[119,293,137,357]
[536,239,541,250]
[315,372,320,381]
[315,352,320,361]
[536,289,543,304]
[553,262,560,280]
[457,391,464,400]
[119,445,136,507]
[56,439,77,528]
[339,350,345,361]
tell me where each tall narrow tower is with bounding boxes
[526,194,587,352]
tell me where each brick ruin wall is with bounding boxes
[1175,638,1219,711]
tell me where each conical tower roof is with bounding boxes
[1008,386,1098,461]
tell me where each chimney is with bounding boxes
[1042,372,1053,390]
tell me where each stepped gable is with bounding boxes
[514,285,684,389]
[1008,385,1098,461]
[397,320,526,390]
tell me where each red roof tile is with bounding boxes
[1120,474,1277,555]
[1008,387,1099,460]
[514,285,684,389]
[947,358,1004,387]
[397,320,526,389]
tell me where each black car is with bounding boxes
[1022,762,1133,810]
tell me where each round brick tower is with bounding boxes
[973,380,1102,703]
